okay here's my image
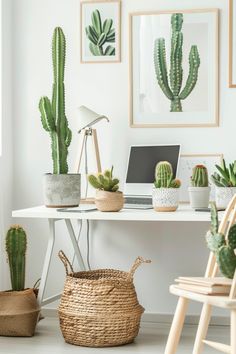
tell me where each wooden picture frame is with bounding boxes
[80,0,121,63]
[129,9,219,128]
[229,0,236,87]
[178,153,223,203]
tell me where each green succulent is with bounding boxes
[191,165,209,187]
[88,166,119,192]
[211,159,236,187]
[154,161,181,189]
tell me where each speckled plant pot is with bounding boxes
[43,174,81,208]
[188,187,210,209]
[152,188,179,212]
[215,187,236,209]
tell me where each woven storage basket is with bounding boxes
[58,251,150,347]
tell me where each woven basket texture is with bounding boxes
[58,252,150,347]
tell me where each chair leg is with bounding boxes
[192,304,212,354]
[231,310,236,354]
[164,297,189,354]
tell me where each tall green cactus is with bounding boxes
[154,13,200,112]
[154,161,181,188]
[206,203,236,279]
[191,165,209,187]
[39,27,72,174]
[6,225,27,291]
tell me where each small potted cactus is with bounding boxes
[188,165,210,209]
[152,161,181,212]
[39,27,80,208]
[206,203,236,279]
[88,167,124,212]
[0,226,40,337]
[211,159,236,209]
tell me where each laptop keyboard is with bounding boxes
[124,197,152,205]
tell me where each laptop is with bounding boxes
[124,145,181,209]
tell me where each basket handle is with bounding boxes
[58,250,74,276]
[128,256,151,279]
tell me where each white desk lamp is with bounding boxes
[75,106,109,201]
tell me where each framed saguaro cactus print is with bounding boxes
[129,9,219,127]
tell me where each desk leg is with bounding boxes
[37,219,56,306]
[65,219,86,270]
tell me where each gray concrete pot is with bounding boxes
[215,187,236,209]
[188,186,210,209]
[43,174,81,208]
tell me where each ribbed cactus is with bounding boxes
[6,225,27,291]
[154,13,200,112]
[154,161,181,188]
[39,27,72,174]
[206,203,236,279]
[191,165,209,187]
[86,9,115,56]
[88,166,119,192]
[211,159,236,187]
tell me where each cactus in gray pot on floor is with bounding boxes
[39,27,72,174]
[154,13,200,112]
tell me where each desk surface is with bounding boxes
[12,204,216,222]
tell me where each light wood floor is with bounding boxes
[0,318,229,353]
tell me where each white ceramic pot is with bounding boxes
[188,187,211,209]
[152,188,179,212]
[215,187,236,209]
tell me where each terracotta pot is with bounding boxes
[95,191,124,212]
[152,188,179,212]
[0,288,40,337]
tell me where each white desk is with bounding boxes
[12,204,213,306]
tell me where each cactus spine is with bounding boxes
[39,27,72,174]
[86,9,115,56]
[88,166,119,192]
[154,161,181,188]
[6,225,27,291]
[154,13,200,112]
[206,203,236,279]
[191,165,209,187]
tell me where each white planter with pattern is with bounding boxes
[152,188,179,212]
[215,187,236,209]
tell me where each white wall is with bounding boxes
[12,0,235,317]
[0,0,13,290]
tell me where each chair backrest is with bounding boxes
[205,194,236,299]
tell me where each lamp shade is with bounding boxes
[78,105,109,133]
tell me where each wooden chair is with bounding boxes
[165,194,236,354]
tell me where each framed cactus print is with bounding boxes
[229,0,236,87]
[80,0,121,63]
[129,9,219,127]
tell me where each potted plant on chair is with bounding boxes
[0,226,40,337]
[88,167,124,212]
[188,165,210,209]
[152,161,181,212]
[39,27,80,208]
[211,159,236,209]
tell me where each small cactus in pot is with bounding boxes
[39,27,80,208]
[88,167,124,212]
[211,159,236,209]
[0,226,40,337]
[152,161,181,212]
[188,165,211,210]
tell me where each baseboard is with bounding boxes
[42,309,230,327]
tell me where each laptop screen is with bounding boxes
[126,145,180,184]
